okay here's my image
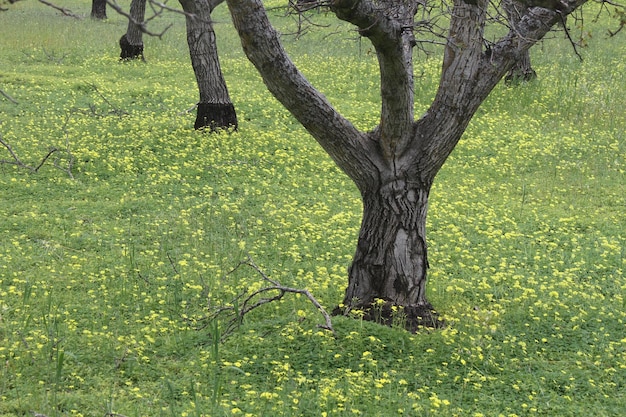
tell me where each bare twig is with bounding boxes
[42,47,69,64]
[37,0,82,19]
[202,256,336,340]
[106,0,174,38]
[55,115,76,179]
[86,83,129,117]
[560,12,584,61]
[1,126,75,178]
[0,134,49,172]
[0,88,18,104]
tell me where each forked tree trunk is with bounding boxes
[120,0,147,60]
[90,0,107,20]
[226,0,585,329]
[179,0,237,131]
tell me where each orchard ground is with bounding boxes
[0,1,625,416]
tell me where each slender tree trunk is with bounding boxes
[120,0,147,60]
[90,0,107,20]
[179,0,237,131]
[504,0,537,83]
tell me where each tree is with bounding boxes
[179,0,237,130]
[224,0,606,329]
[504,0,538,83]
[109,0,237,130]
[91,0,106,19]
[119,0,147,60]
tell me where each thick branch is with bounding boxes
[411,0,589,184]
[330,0,401,43]
[331,0,417,163]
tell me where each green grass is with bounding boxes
[1,1,625,416]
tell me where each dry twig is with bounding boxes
[0,125,75,179]
[38,0,82,19]
[0,135,57,173]
[197,256,336,340]
[106,0,174,38]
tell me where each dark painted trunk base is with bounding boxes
[505,67,537,84]
[119,35,144,61]
[505,55,537,84]
[194,102,238,131]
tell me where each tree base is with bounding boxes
[194,102,238,131]
[119,35,144,61]
[332,299,445,333]
[504,68,537,85]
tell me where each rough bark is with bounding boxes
[180,0,237,131]
[120,0,147,60]
[225,0,590,328]
[90,0,106,20]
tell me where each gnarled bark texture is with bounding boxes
[179,0,237,131]
[120,0,147,60]
[225,0,589,328]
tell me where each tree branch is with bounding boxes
[330,0,400,43]
[226,0,382,187]
[38,0,82,18]
[0,116,75,178]
[107,0,174,38]
[0,134,58,173]
[198,256,336,340]
[332,0,418,164]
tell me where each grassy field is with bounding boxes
[1,1,625,416]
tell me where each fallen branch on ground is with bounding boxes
[191,256,336,340]
[0,88,18,104]
[0,131,75,179]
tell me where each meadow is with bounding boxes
[0,1,625,416]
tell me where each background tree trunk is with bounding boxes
[503,0,537,83]
[90,0,107,20]
[179,0,237,131]
[120,0,147,60]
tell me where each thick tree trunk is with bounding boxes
[340,178,440,328]
[90,0,107,20]
[120,0,147,61]
[180,0,237,131]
